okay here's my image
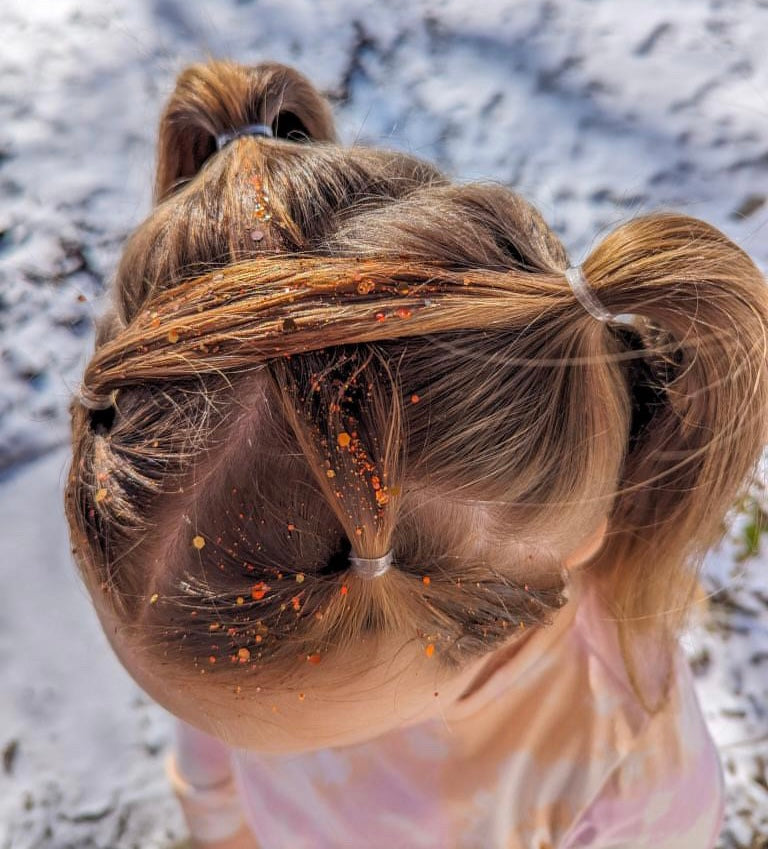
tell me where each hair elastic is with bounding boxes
[215,123,274,151]
[349,549,394,579]
[78,384,118,411]
[565,265,614,322]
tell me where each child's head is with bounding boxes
[65,58,768,746]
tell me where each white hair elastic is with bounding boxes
[349,549,394,579]
[565,265,614,322]
[565,265,641,327]
[215,123,274,151]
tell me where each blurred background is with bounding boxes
[1,1,767,847]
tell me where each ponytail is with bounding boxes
[581,212,768,709]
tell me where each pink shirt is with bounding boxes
[168,574,725,848]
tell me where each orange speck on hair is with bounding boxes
[291,595,301,611]
[425,643,435,658]
[251,582,270,600]
[354,526,363,536]
[356,278,375,295]
[295,573,305,583]
[150,317,161,328]
[236,596,245,605]
[209,623,221,631]
[192,535,205,549]
[238,647,251,663]
[255,634,263,643]
[375,489,390,506]
[168,330,179,343]
[410,394,420,404]
[422,576,431,586]
[307,653,321,664]
[94,488,108,503]
[287,522,296,532]
[340,585,349,596]
[374,311,387,322]
[149,593,159,604]
[337,432,351,448]
[208,655,216,664]
[395,306,412,319]
[326,468,336,478]
[519,621,526,630]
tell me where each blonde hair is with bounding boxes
[65,58,768,713]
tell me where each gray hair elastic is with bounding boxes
[215,123,274,151]
[349,549,394,579]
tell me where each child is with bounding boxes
[64,58,768,849]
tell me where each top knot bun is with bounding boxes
[154,59,338,202]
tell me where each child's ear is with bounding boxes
[563,517,608,570]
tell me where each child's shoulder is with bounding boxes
[440,574,724,847]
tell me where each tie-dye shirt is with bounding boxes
[168,574,725,848]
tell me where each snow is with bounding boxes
[1,0,767,846]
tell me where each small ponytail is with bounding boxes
[153,59,337,203]
[579,212,768,709]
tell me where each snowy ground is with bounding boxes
[1,1,767,847]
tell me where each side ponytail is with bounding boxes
[579,212,768,709]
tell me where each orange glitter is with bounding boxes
[307,653,321,664]
[192,535,205,549]
[410,394,420,404]
[422,576,431,586]
[425,643,435,658]
[94,488,108,503]
[326,469,336,478]
[295,573,305,583]
[287,522,296,532]
[337,432,351,448]
[237,648,251,663]
[236,596,245,605]
[168,330,179,343]
[149,593,159,604]
[291,595,301,611]
[340,585,349,596]
[251,582,270,600]
[208,655,216,664]
[374,311,387,322]
[395,307,412,319]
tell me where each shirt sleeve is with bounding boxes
[165,716,247,844]
[559,654,726,849]
[172,715,236,787]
